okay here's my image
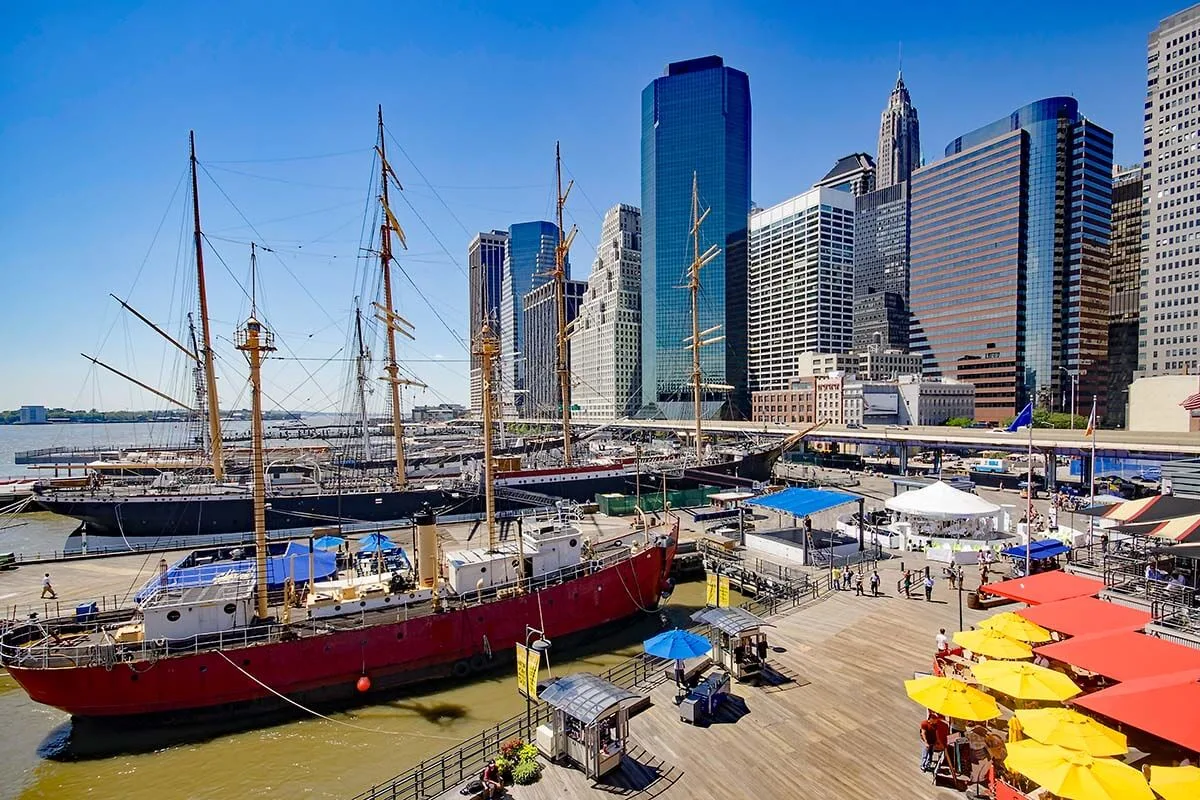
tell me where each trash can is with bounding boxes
[75,602,99,622]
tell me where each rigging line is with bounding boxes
[203,163,361,191]
[382,128,472,239]
[560,161,607,223]
[207,200,365,232]
[207,147,372,165]
[197,163,340,327]
[391,262,469,350]
[94,166,190,358]
[387,185,469,280]
[203,233,346,261]
[213,651,461,741]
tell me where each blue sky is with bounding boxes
[0,1,1181,412]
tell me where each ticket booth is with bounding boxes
[536,673,639,780]
[691,606,775,681]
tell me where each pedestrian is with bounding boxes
[936,627,949,652]
[979,564,989,586]
[945,565,957,590]
[870,569,880,596]
[855,571,865,596]
[41,572,56,599]
[977,548,987,573]
[984,548,994,569]
[832,564,842,590]
[843,567,854,591]
[919,712,949,772]
[902,570,913,598]
[924,572,934,602]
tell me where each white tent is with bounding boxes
[885,480,1001,520]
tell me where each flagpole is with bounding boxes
[1026,404,1033,578]
[1089,395,1097,549]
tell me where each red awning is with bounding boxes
[980,570,1104,605]
[1015,596,1150,637]
[1072,669,1200,753]
[1035,630,1200,682]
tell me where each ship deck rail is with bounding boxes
[0,542,656,671]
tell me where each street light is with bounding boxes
[1059,367,1078,430]
[523,625,551,735]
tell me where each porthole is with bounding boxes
[569,539,578,548]
[334,604,342,612]
[359,600,367,608]
[512,559,519,569]
[396,631,404,640]
[131,674,139,682]
[384,596,392,603]
[166,610,181,622]
[200,665,207,673]
[243,659,251,666]
[480,566,487,573]
[223,603,237,615]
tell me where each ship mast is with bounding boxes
[476,322,500,552]
[553,142,577,464]
[190,132,226,481]
[236,244,275,620]
[686,172,722,463]
[353,303,373,465]
[372,106,423,487]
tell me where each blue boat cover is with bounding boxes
[1001,539,1071,560]
[266,550,338,585]
[745,488,859,518]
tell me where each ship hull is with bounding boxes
[5,543,673,719]
[34,448,778,538]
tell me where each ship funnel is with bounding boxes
[416,504,438,589]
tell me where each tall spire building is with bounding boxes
[875,73,921,190]
[852,73,921,352]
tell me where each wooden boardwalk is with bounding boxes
[521,574,992,800]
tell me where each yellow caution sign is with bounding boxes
[705,573,731,607]
[515,643,541,699]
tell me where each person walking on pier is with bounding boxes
[870,569,880,596]
[832,565,842,590]
[923,572,934,602]
[40,573,56,600]
[854,571,864,596]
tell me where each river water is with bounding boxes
[0,423,725,800]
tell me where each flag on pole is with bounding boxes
[1007,402,1034,433]
[1180,391,1200,411]
[1084,398,1097,438]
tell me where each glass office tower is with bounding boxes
[911,98,1112,423]
[640,56,751,418]
[500,220,564,416]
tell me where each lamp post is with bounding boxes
[523,625,550,736]
[1058,367,1078,429]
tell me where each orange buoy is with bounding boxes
[356,675,371,693]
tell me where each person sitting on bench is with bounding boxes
[480,759,504,798]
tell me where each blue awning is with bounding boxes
[745,488,860,518]
[1001,539,1071,560]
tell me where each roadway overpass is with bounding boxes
[510,418,1200,462]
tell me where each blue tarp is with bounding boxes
[1001,539,1071,560]
[745,488,860,518]
[266,550,337,585]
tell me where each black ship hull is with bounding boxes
[35,447,780,538]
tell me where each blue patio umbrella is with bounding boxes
[313,535,346,550]
[643,628,712,661]
[357,532,392,549]
[359,538,398,554]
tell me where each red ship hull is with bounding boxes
[7,544,673,719]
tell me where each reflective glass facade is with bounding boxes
[853,182,910,350]
[468,230,508,410]
[500,221,564,415]
[641,56,751,416]
[912,98,1113,422]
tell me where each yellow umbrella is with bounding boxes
[953,628,1034,660]
[979,611,1053,643]
[1014,708,1127,757]
[1008,714,1024,743]
[970,660,1082,702]
[1004,741,1153,800]
[1148,765,1200,800]
[904,675,1000,721]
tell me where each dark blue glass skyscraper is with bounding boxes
[500,220,565,415]
[910,97,1112,422]
[641,56,751,417]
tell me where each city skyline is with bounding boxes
[0,2,1182,411]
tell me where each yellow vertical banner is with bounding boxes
[515,643,540,699]
[718,575,730,607]
[706,573,731,607]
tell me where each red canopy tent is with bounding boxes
[1015,596,1150,637]
[979,570,1104,606]
[1072,669,1200,753]
[1034,630,1200,682]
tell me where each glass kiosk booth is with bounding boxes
[691,606,775,681]
[536,673,640,780]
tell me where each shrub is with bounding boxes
[493,757,514,783]
[516,743,539,763]
[512,759,543,785]
[499,738,524,759]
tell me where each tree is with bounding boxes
[944,417,972,428]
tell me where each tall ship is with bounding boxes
[34,128,802,540]
[1,238,678,721]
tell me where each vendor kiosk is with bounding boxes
[691,606,775,681]
[536,673,639,780]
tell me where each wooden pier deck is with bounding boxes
[520,577,990,800]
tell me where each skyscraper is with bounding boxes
[1108,166,1144,427]
[813,153,876,196]
[500,221,565,416]
[909,98,1113,424]
[571,204,643,421]
[641,55,751,418]
[1140,5,1200,375]
[853,74,921,352]
[875,73,921,190]
[468,230,508,412]
[747,188,855,392]
[522,278,586,419]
